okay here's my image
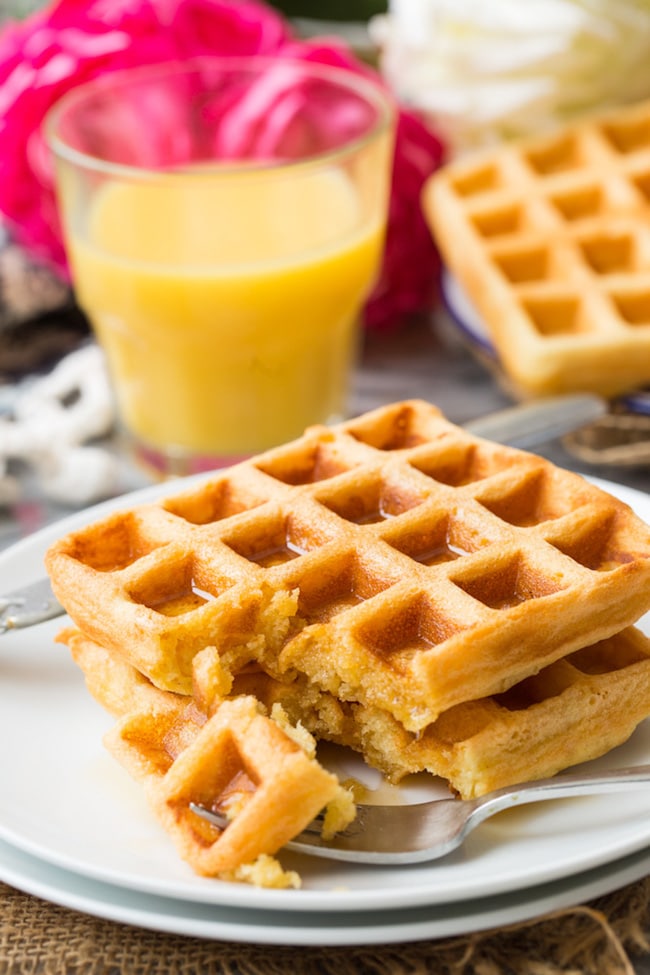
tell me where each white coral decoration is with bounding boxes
[371,0,650,154]
[0,344,120,505]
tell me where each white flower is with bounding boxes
[371,0,650,153]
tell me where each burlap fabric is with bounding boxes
[2,877,650,975]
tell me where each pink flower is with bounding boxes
[281,39,445,329]
[0,0,444,329]
[367,111,445,330]
[0,0,289,270]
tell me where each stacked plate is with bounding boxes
[1,476,650,945]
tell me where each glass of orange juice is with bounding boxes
[46,56,395,476]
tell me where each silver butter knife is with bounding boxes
[0,392,607,633]
[0,576,64,633]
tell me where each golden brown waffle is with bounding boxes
[423,101,650,397]
[113,696,345,882]
[226,629,650,797]
[46,400,650,732]
[63,624,650,801]
[332,627,650,798]
[61,631,346,884]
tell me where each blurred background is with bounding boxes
[2,0,650,538]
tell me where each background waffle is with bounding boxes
[423,100,650,397]
[64,624,650,801]
[46,400,650,732]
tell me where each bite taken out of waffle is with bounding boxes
[423,100,650,398]
[46,400,650,734]
[63,623,650,807]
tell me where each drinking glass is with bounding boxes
[46,56,395,475]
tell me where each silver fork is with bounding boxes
[191,764,650,864]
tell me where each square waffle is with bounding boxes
[423,100,650,397]
[223,630,650,798]
[46,401,650,728]
[321,627,650,799]
[63,623,650,803]
[46,400,650,733]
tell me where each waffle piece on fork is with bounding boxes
[61,630,351,885]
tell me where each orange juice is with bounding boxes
[68,167,385,462]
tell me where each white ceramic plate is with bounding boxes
[0,476,649,918]
[4,834,650,946]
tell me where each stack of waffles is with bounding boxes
[423,100,650,398]
[46,401,650,884]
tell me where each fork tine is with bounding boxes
[189,799,446,865]
[189,802,329,838]
[191,764,650,865]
